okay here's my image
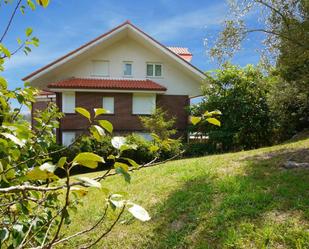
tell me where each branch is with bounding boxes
[52,205,109,246]
[255,0,290,28]
[78,205,126,249]
[244,28,307,48]
[47,166,71,247]
[0,0,22,43]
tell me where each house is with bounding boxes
[24,21,206,145]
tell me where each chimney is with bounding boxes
[167,47,193,62]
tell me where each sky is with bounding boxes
[1,0,264,106]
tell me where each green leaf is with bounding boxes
[209,110,222,115]
[39,162,56,172]
[149,145,159,153]
[27,0,36,10]
[98,120,113,134]
[111,136,126,149]
[75,107,91,122]
[0,228,9,243]
[94,108,107,117]
[36,0,49,7]
[114,162,129,172]
[73,152,104,168]
[1,133,25,147]
[206,117,221,126]
[190,116,202,125]
[57,157,67,168]
[0,44,11,58]
[121,158,139,168]
[26,167,58,180]
[115,167,131,183]
[92,125,105,136]
[25,27,33,37]
[70,187,88,197]
[128,203,151,222]
[76,177,101,188]
[120,144,137,153]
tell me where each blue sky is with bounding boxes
[1,0,263,93]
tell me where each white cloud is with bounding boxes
[146,3,227,41]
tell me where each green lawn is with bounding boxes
[63,137,309,249]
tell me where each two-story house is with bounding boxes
[24,21,206,145]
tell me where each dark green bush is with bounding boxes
[191,64,275,152]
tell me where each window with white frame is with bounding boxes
[146,63,162,77]
[92,60,109,76]
[132,93,156,115]
[123,62,132,76]
[102,97,114,114]
[62,131,75,146]
[62,92,75,113]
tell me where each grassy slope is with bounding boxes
[64,137,309,249]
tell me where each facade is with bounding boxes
[24,21,206,145]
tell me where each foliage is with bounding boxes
[207,0,309,64]
[139,108,177,140]
[206,0,309,139]
[122,134,158,164]
[267,71,309,139]
[0,1,150,248]
[193,64,274,151]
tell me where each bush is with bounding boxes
[192,63,275,152]
[122,134,158,164]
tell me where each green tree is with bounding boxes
[207,0,309,139]
[193,64,274,151]
[139,108,176,140]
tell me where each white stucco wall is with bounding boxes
[30,35,205,97]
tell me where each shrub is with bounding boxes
[192,63,275,152]
[122,134,158,164]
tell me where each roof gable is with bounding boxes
[23,21,205,82]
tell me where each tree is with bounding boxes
[193,64,274,151]
[207,0,309,138]
[139,108,177,140]
[0,1,150,248]
[208,0,308,64]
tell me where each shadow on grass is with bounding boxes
[142,147,309,249]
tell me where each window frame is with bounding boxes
[132,93,156,115]
[146,63,162,77]
[62,131,76,147]
[123,61,133,77]
[102,96,115,114]
[62,92,75,114]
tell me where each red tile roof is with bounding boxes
[48,78,167,91]
[167,47,192,55]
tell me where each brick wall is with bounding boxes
[32,92,189,142]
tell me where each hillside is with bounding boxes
[63,137,309,249]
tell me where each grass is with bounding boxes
[62,137,309,249]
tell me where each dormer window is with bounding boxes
[146,63,162,77]
[123,62,133,76]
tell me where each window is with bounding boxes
[62,92,75,113]
[123,62,132,76]
[146,63,162,77]
[136,132,153,141]
[132,93,156,115]
[92,60,109,76]
[62,131,75,146]
[102,97,114,114]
